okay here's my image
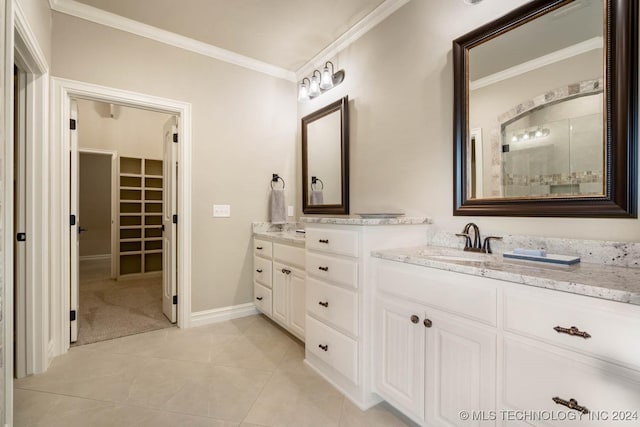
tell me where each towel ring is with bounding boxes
[271,174,285,189]
[311,176,324,191]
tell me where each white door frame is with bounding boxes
[3,1,50,424]
[50,77,193,357]
[78,148,118,279]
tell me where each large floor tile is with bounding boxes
[339,400,418,427]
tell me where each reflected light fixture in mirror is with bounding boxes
[298,61,345,102]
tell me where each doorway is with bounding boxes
[71,100,177,346]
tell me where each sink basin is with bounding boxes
[426,254,488,263]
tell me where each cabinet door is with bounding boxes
[374,296,425,424]
[425,309,496,427]
[289,269,306,339]
[272,264,288,326]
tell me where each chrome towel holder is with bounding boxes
[311,176,324,190]
[271,173,285,189]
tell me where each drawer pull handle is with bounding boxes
[318,344,329,351]
[256,269,263,273]
[318,266,329,272]
[256,247,263,250]
[411,315,419,324]
[553,326,591,339]
[552,397,589,415]
[319,301,329,308]
[319,239,329,244]
[423,318,432,328]
[281,268,291,275]
[256,297,263,301]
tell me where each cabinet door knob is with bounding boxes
[256,297,263,301]
[319,239,329,244]
[552,397,589,415]
[423,318,432,328]
[318,344,328,351]
[256,246,263,250]
[410,315,419,324]
[256,269,263,273]
[318,266,329,272]
[318,301,329,308]
[553,326,591,339]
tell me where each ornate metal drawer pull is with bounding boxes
[318,301,329,308]
[318,344,328,351]
[256,297,263,301]
[256,269,263,273]
[281,268,291,275]
[256,246,263,250]
[553,326,591,339]
[318,266,329,272]
[552,397,589,414]
[319,239,329,244]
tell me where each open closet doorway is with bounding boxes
[70,99,177,346]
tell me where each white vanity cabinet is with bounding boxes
[374,261,497,426]
[303,221,429,410]
[374,257,640,427]
[253,237,305,341]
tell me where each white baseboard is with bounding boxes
[190,303,259,328]
[79,254,111,261]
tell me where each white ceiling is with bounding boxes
[71,0,387,72]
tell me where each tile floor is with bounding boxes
[14,315,417,427]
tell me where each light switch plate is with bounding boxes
[288,205,294,217]
[213,204,231,217]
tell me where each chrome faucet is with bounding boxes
[456,223,502,254]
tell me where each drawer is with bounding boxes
[254,239,273,259]
[253,256,272,288]
[306,252,358,289]
[376,259,498,326]
[306,227,359,257]
[273,243,305,270]
[306,315,358,384]
[504,286,640,370]
[503,337,640,426]
[307,278,358,337]
[254,282,272,317]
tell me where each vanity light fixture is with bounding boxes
[297,61,345,102]
[298,77,310,102]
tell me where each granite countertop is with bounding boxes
[253,230,305,246]
[301,216,432,226]
[372,245,640,306]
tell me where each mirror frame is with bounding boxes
[302,96,350,215]
[453,0,638,217]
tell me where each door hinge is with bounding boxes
[172,214,178,224]
[173,133,178,143]
[173,295,178,305]
[70,310,77,321]
[16,232,26,242]
[70,214,76,226]
[161,224,165,232]
[70,119,77,130]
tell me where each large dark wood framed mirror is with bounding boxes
[302,96,349,214]
[453,0,637,217]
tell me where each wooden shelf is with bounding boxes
[118,156,165,278]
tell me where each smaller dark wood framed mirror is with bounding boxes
[453,0,637,217]
[302,96,349,214]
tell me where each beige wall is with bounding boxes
[297,0,640,242]
[52,12,298,312]
[16,0,52,65]
[79,152,111,256]
[77,99,169,159]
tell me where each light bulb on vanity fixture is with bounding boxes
[297,61,345,102]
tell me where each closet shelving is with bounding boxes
[118,156,164,278]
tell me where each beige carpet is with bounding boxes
[74,259,173,346]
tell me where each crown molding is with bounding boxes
[295,0,411,80]
[470,36,603,90]
[49,0,297,82]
